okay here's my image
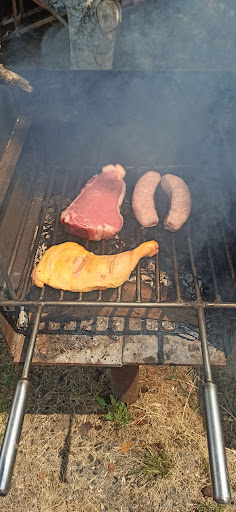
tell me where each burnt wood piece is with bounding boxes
[0,65,32,93]
[110,365,139,404]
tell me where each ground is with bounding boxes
[0,334,236,512]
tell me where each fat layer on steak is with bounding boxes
[60,164,126,241]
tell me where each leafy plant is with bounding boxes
[96,394,134,428]
[139,446,172,479]
[195,502,226,512]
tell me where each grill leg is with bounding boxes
[110,365,139,405]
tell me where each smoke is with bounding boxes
[115,0,236,71]
[9,1,236,263]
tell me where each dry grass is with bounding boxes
[0,334,236,512]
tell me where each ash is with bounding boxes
[33,195,60,267]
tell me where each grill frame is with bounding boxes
[1,146,236,356]
[0,77,234,503]
[1,162,236,309]
[1,150,236,370]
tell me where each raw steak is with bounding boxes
[60,164,126,241]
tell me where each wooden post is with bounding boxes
[19,0,24,15]
[12,0,19,29]
[110,365,139,405]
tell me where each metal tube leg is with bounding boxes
[0,379,31,496]
[110,365,139,405]
[204,382,231,504]
[197,308,231,504]
[0,305,43,495]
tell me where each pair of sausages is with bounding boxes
[132,171,191,232]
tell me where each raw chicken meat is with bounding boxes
[32,240,159,292]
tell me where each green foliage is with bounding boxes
[96,396,106,408]
[3,372,15,389]
[139,446,172,479]
[195,502,227,512]
[96,394,134,428]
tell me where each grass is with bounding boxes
[96,394,134,428]
[195,501,227,512]
[0,352,21,446]
[139,446,172,479]
[0,337,236,512]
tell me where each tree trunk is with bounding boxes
[65,0,121,69]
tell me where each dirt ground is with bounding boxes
[0,334,236,512]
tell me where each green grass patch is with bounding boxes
[139,446,172,479]
[195,501,226,512]
[96,394,134,428]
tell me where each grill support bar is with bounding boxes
[187,228,231,504]
[0,304,43,496]
[197,305,212,382]
[110,365,139,405]
[0,253,17,300]
[0,163,233,502]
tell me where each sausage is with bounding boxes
[161,174,191,231]
[132,171,161,227]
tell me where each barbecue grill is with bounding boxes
[0,70,236,502]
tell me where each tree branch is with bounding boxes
[0,64,33,93]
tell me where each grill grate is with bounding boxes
[1,165,236,310]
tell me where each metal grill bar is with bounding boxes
[0,111,32,207]
[97,239,105,301]
[22,304,44,379]
[52,173,68,245]
[0,253,17,300]
[197,305,212,382]
[220,222,236,280]
[172,235,182,302]
[187,225,201,302]
[136,230,141,302]
[116,239,123,302]
[187,225,212,381]
[2,299,236,308]
[78,237,89,301]
[49,171,69,302]
[208,245,221,302]
[3,168,37,292]
[155,226,161,302]
[18,168,57,300]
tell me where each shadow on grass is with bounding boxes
[0,335,111,416]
